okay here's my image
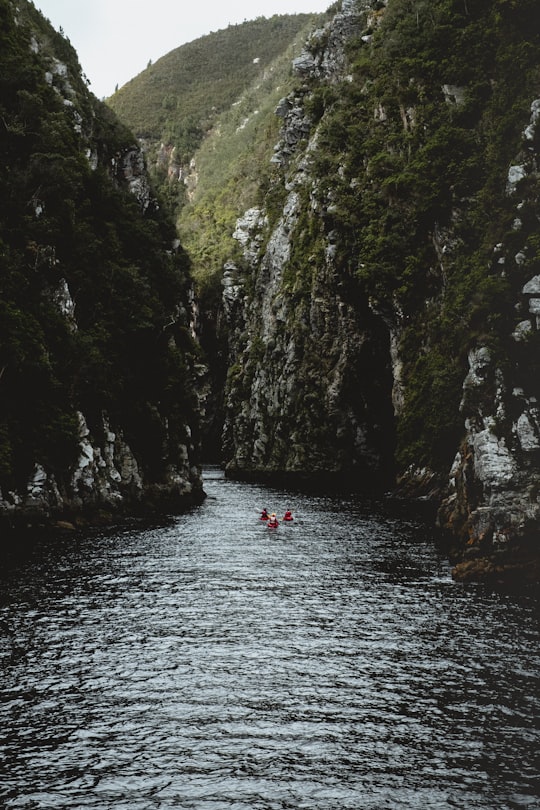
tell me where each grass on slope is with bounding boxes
[108,14,319,151]
[177,22,317,297]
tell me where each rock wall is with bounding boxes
[220,0,539,580]
[438,99,540,582]
[222,0,395,489]
[0,409,200,528]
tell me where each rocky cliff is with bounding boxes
[438,106,540,581]
[222,0,394,489]
[0,0,204,529]
[220,0,540,581]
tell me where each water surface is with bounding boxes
[1,467,539,808]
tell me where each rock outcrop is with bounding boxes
[438,98,540,583]
[0,409,201,529]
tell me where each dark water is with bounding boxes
[1,467,539,810]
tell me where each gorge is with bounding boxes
[1,0,540,584]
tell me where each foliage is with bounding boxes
[284,0,540,473]
[108,14,326,299]
[176,47,293,292]
[107,15,322,143]
[0,0,201,492]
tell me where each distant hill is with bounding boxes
[108,15,325,158]
[108,12,333,295]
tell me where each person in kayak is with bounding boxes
[260,508,269,521]
[283,510,293,522]
[267,513,279,528]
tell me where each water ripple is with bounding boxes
[1,468,539,809]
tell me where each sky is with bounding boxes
[33,0,332,99]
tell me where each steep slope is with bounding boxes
[220,0,540,581]
[107,13,333,283]
[176,23,323,290]
[0,0,204,528]
[107,15,325,168]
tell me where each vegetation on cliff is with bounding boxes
[0,0,202,504]
[105,1,539,497]
[108,15,320,148]
[287,0,540,476]
[107,14,332,296]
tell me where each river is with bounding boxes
[1,466,539,809]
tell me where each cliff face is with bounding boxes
[0,0,204,528]
[220,0,540,580]
[222,1,395,489]
[438,104,540,580]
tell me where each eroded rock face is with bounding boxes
[272,1,366,169]
[437,99,540,580]
[439,343,540,582]
[292,0,369,84]
[112,147,153,212]
[0,407,202,528]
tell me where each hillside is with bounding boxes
[108,13,333,289]
[107,15,327,159]
[0,0,204,527]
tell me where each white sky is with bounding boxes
[33,0,332,99]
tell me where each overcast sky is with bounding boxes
[33,0,332,99]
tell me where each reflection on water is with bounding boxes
[1,467,539,809]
